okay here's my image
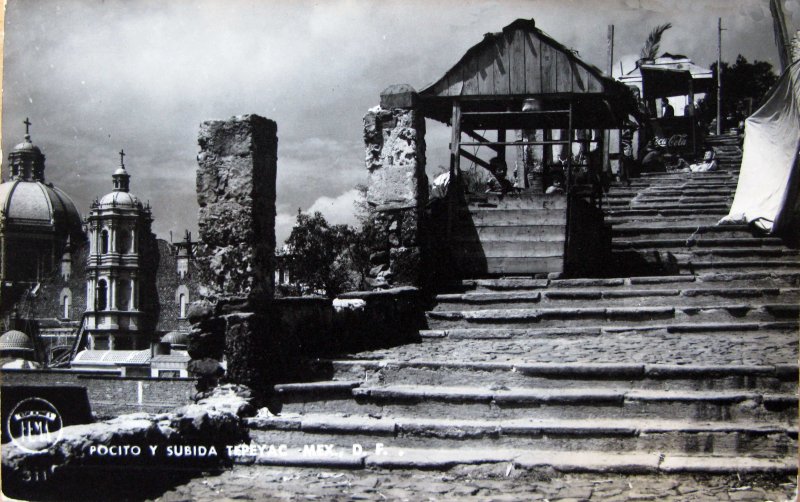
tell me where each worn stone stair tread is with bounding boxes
[242,445,796,474]
[345,384,797,406]
[682,260,800,269]
[275,381,362,394]
[433,288,789,303]
[248,413,796,437]
[613,223,751,233]
[429,304,771,319]
[327,359,798,379]
[613,237,785,248]
[428,306,678,321]
[419,321,798,339]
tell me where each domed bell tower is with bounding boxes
[84,150,157,350]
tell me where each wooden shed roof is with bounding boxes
[418,19,635,127]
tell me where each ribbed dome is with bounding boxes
[0,180,82,234]
[161,331,188,347]
[0,330,34,351]
[98,190,141,209]
[11,137,43,155]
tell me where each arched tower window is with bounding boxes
[60,288,72,319]
[96,279,108,311]
[176,285,190,319]
[100,230,109,254]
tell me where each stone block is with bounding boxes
[380,84,418,109]
[195,114,277,305]
[363,107,427,209]
[223,312,271,390]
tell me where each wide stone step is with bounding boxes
[361,329,798,368]
[247,414,797,458]
[452,224,566,242]
[628,202,732,212]
[612,237,785,249]
[467,194,568,210]
[678,260,800,273]
[604,208,728,217]
[606,216,727,228]
[325,359,799,392]
[426,303,799,329]
[631,196,732,204]
[612,224,755,239]
[648,248,799,259]
[453,271,800,292]
[457,208,566,226]
[234,439,797,474]
[458,256,564,275]
[273,384,797,422]
[432,287,799,310]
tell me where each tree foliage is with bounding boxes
[640,23,673,61]
[284,186,379,297]
[284,211,356,297]
[697,55,778,126]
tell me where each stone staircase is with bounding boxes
[246,157,798,475]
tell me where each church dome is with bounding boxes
[98,190,141,209]
[0,330,34,352]
[161,331,188,347]
[11,137,43,155]
[0,180,82,235]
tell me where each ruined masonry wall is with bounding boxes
[196,114,277,306]
[191,115,277,391]
[363,102,427,288]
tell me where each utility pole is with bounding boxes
[716,18,723,135]
[769,0,791,72]
[603,24,615,175]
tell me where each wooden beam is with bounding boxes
[463,129,503,154]
[458,149,492,170]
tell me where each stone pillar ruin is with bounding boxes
[189,114,277,391]
[362,85,427,288]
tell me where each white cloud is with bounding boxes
[306,189,361,227]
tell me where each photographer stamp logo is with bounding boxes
[6,397,63,453]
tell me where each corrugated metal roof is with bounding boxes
[73,349,151,365]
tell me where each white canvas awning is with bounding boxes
[720,60,800,233]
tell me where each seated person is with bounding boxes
[486,156,515,193]
[663,153,690,171]
[545,172,565,195]
[690,150,718,172]
[640,144,666,172]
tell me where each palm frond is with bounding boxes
[640,23,673,61]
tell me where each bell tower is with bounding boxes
[84,151,156,350]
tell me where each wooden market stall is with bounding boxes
[417,19,636,277]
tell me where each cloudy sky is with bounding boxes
[3,0,798,243]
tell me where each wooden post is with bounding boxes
[447,101,462,240]
[566,101,573,193]
[688,77,696,158]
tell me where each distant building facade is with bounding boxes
[0,122,201,376]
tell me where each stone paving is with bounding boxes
[348,329,797,366]
[153,465,798,501]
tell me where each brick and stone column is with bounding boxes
[362,85,427,288]
[189,114,277,391]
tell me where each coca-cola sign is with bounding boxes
[655,134,689,148]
